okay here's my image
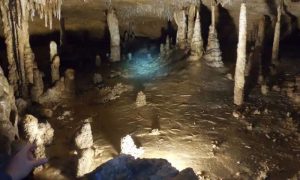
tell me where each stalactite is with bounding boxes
[0,3,19,93]
[234,2,247,106]
[107,9,121,62]
[187,5,196,45]
[174,10,187,49]
[190,10,204,61]
[271,5,281,66]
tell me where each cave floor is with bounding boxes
[36,49,300,180]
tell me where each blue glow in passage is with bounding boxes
[129,52,161,77]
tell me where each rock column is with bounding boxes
[234,2,247,106]
[174,10,187,49]
[190,10,204,61]
[271,6,281,66]
[187,5,196,44]
[107,9,121,62]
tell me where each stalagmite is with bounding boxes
[0,66,19,154]
[187,5,196,44]
[74,121,95,177]
[136,91,147,107]
[22,114,54,172]
[107,9,121,62]
[51,56,60,83]
[64,69,75,95]
[95,55,102,67]
[204,2,223,67]
[234,2,247,106]
[160,43,165,57]
[50,41,58,62]
[190,10,204,61]
[271,6,282,66]
[204,26,223,67]
[121,135,144,159]
[31,67,44,102]
[174,10,187,49]
[60,17,66,46]
[256,16,266,84]
[165,36,171,52]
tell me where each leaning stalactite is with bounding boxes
[271,5,282,66]
[234,2,247,106]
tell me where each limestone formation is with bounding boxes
[51,56,60,83]
[22,114,54,172]
[31,67,44,102]
[75,121,95,177]
[234,3,247,106]
[165,36,171,52]
[64,69,75,95]
[271,6,282,66]
[50,41,58,62]
[174,10,187,49]
[95,55,102,67]
[204,26,223,67]
[256,16,266,84]
[0,4,18,92]
[121,135,144,159]
[107,9,121,62]
[160,43,165,56]
[0,66,19,154]
[93,73,103,85]
[190,10,204,61]
[187,5,196,44]
[136,91,147,107]
[74,122,93,150]
[127,53,133,61]
[77,148,95,177]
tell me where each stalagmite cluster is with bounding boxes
[0,66,19,154]
[74,121,95,177]
[107,9,121,62]
[234,2,247,106]
[22,114,54,172]
[190,10,204,61]
[174,10,187,49]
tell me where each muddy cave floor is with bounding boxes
[32,46,300,179]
